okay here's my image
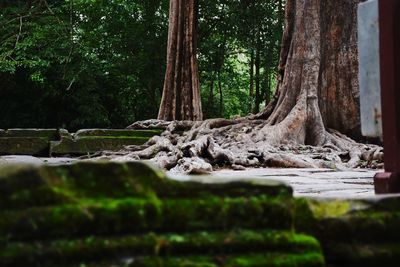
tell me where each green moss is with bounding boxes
[1,251,324,267]
[0,253,325,267]
[0,186,77,209]
[308,200,351,219]
[0,230,322,266]
[0,196,292,241]
[0,162,292,210]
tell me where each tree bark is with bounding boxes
[158,0,203,121]
[256,0,363,141]
[249,49,254,99]
[254,44,261,113]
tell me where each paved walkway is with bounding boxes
[210,168,379,199]
[1,155,380,198]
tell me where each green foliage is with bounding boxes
[0,0,168,130]
[0,0,283,128]
[198,0,284,118]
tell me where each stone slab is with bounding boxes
[171,168,380,199]
[358,0,383,138]
[0,137,50,156]
[50,137,151,155]
[0,129,59,156]
[0,129,58,138]
[75,129,163,138]
[50,129,162,155]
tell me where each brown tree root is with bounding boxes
[97,119,383,175]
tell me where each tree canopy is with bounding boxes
[0,0,284,130]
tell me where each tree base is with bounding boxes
[96,119,384,175]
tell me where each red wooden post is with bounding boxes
[374,0,400,194]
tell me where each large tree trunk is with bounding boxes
[121,0,382,174]
[256,0,362,142]
[158,0,203,121]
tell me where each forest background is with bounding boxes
[0,0,284,130]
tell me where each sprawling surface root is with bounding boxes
[97,118,383,174]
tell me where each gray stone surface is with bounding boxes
[358,0,382,138]
[210,168,378,198]
[170,168,380,199]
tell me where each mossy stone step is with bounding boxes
[0,128,163,156]
[0,196,292,241]
[0,161,323,267]
[50,129,163,155]
[74,129,164,138]
[0,230,323,267]
[0,129,59,138]
[295,198,400,242]
[0,162,292,210]
[1,253,325,267]
[324,242,400,267]
[294,198,400,266]
[0,129,59,155]
[0,138,50,155]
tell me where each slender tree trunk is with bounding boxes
[158,0,202,121]
[218,71,223,117]
[254,44,261,113]
[206,73,215,116]
[249,49,255,98]
[265,70,271,104]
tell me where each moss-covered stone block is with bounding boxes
[75,129,163,138]
[0,196,293,241]
[0,230,323,266]
[294,197,400,266]
[0,161,292,210]
[0,137,49,155]
[50,129,163,155]
[0,129,58,155]
[0,161,324,267]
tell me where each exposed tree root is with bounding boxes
[96,118,383,175]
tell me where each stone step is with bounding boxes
[324,242,400,267]
[0,161,316,267]
[294,197,400,266]
[1,253,325,267]
[0,129,163,156]
[0,162,292,210]
[0,196,292,242]
[50,129,163,156]
[0,230,323,267]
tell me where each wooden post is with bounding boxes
[374,0,400,194]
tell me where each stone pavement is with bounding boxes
[208,168,379,199]
[0,155,381,198]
